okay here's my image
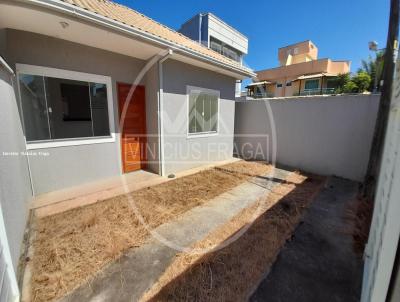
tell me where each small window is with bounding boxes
[210,36,241,62]
[286,82,292,87]
[18,65,112,144]
[188,86,219,136]
[276,83,283,88]
[210,40,222,54]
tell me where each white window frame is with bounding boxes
[186,85,220,138]
[16,64,116,149]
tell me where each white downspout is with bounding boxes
[158,49,173,177]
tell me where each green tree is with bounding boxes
[352,71,372,92]
[343,81,358,93]
[333,73,351,93]
[358,51,384,91]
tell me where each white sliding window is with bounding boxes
[187,86,219,136]
[16,64,115,148]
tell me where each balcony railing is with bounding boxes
[247,92,275,98]
[295,88,337,96]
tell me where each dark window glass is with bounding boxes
[305,79,320,90]
[210,40,222,54]
[90,83,110,136]
[326,78,338,89]
[209,37,241,62]
[18,73,111,142]
[45,77,93,139]
[188,90,218,134]
[18,74,50,141]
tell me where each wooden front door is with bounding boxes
[117,83,147,173]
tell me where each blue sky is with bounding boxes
[115,0,389,73]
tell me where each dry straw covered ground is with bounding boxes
[142,172,326,302]
[30,161,272,302]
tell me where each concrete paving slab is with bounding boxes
[61,168,290,302]
[250,177,363,302]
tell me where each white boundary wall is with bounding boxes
[361,61,400,302]
[0,60,26,301]
[235,94,379,181]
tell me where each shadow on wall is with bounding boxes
[162,59,236,100]
[234,95,380,181]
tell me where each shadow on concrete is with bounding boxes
[145,174,334,302]
[250,177,362,302]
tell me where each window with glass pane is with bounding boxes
[209,37,241,62]
[18,73,110,142]
[188,88,218,135]
[305,79,320,90]
[18,74,51,141]
[90,83,110,136]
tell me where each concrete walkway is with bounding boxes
[250,177,363,302]
[61,168,290,302]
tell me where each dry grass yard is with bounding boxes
[30,160,272,302]
[142,172,326,302]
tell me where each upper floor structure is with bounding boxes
[248,40,351,98]
[178,13,248,64]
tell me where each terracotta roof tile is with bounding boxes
[60,0,252,74]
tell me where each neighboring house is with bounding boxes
[178,13,249,96]
[247,40,350,98]
[0,0,254,295]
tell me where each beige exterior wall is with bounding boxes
[328,60,351,74]
[258,59,329,80]
[266,80,299,97]
[253,40,351,98]
[292,81,301,95]
[256,58,350,97]
[291,53,314,64]
[278,40,318,66]
[283,83,294,97]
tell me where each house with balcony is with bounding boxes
[247,40,350,98]
[178,13,248,96]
